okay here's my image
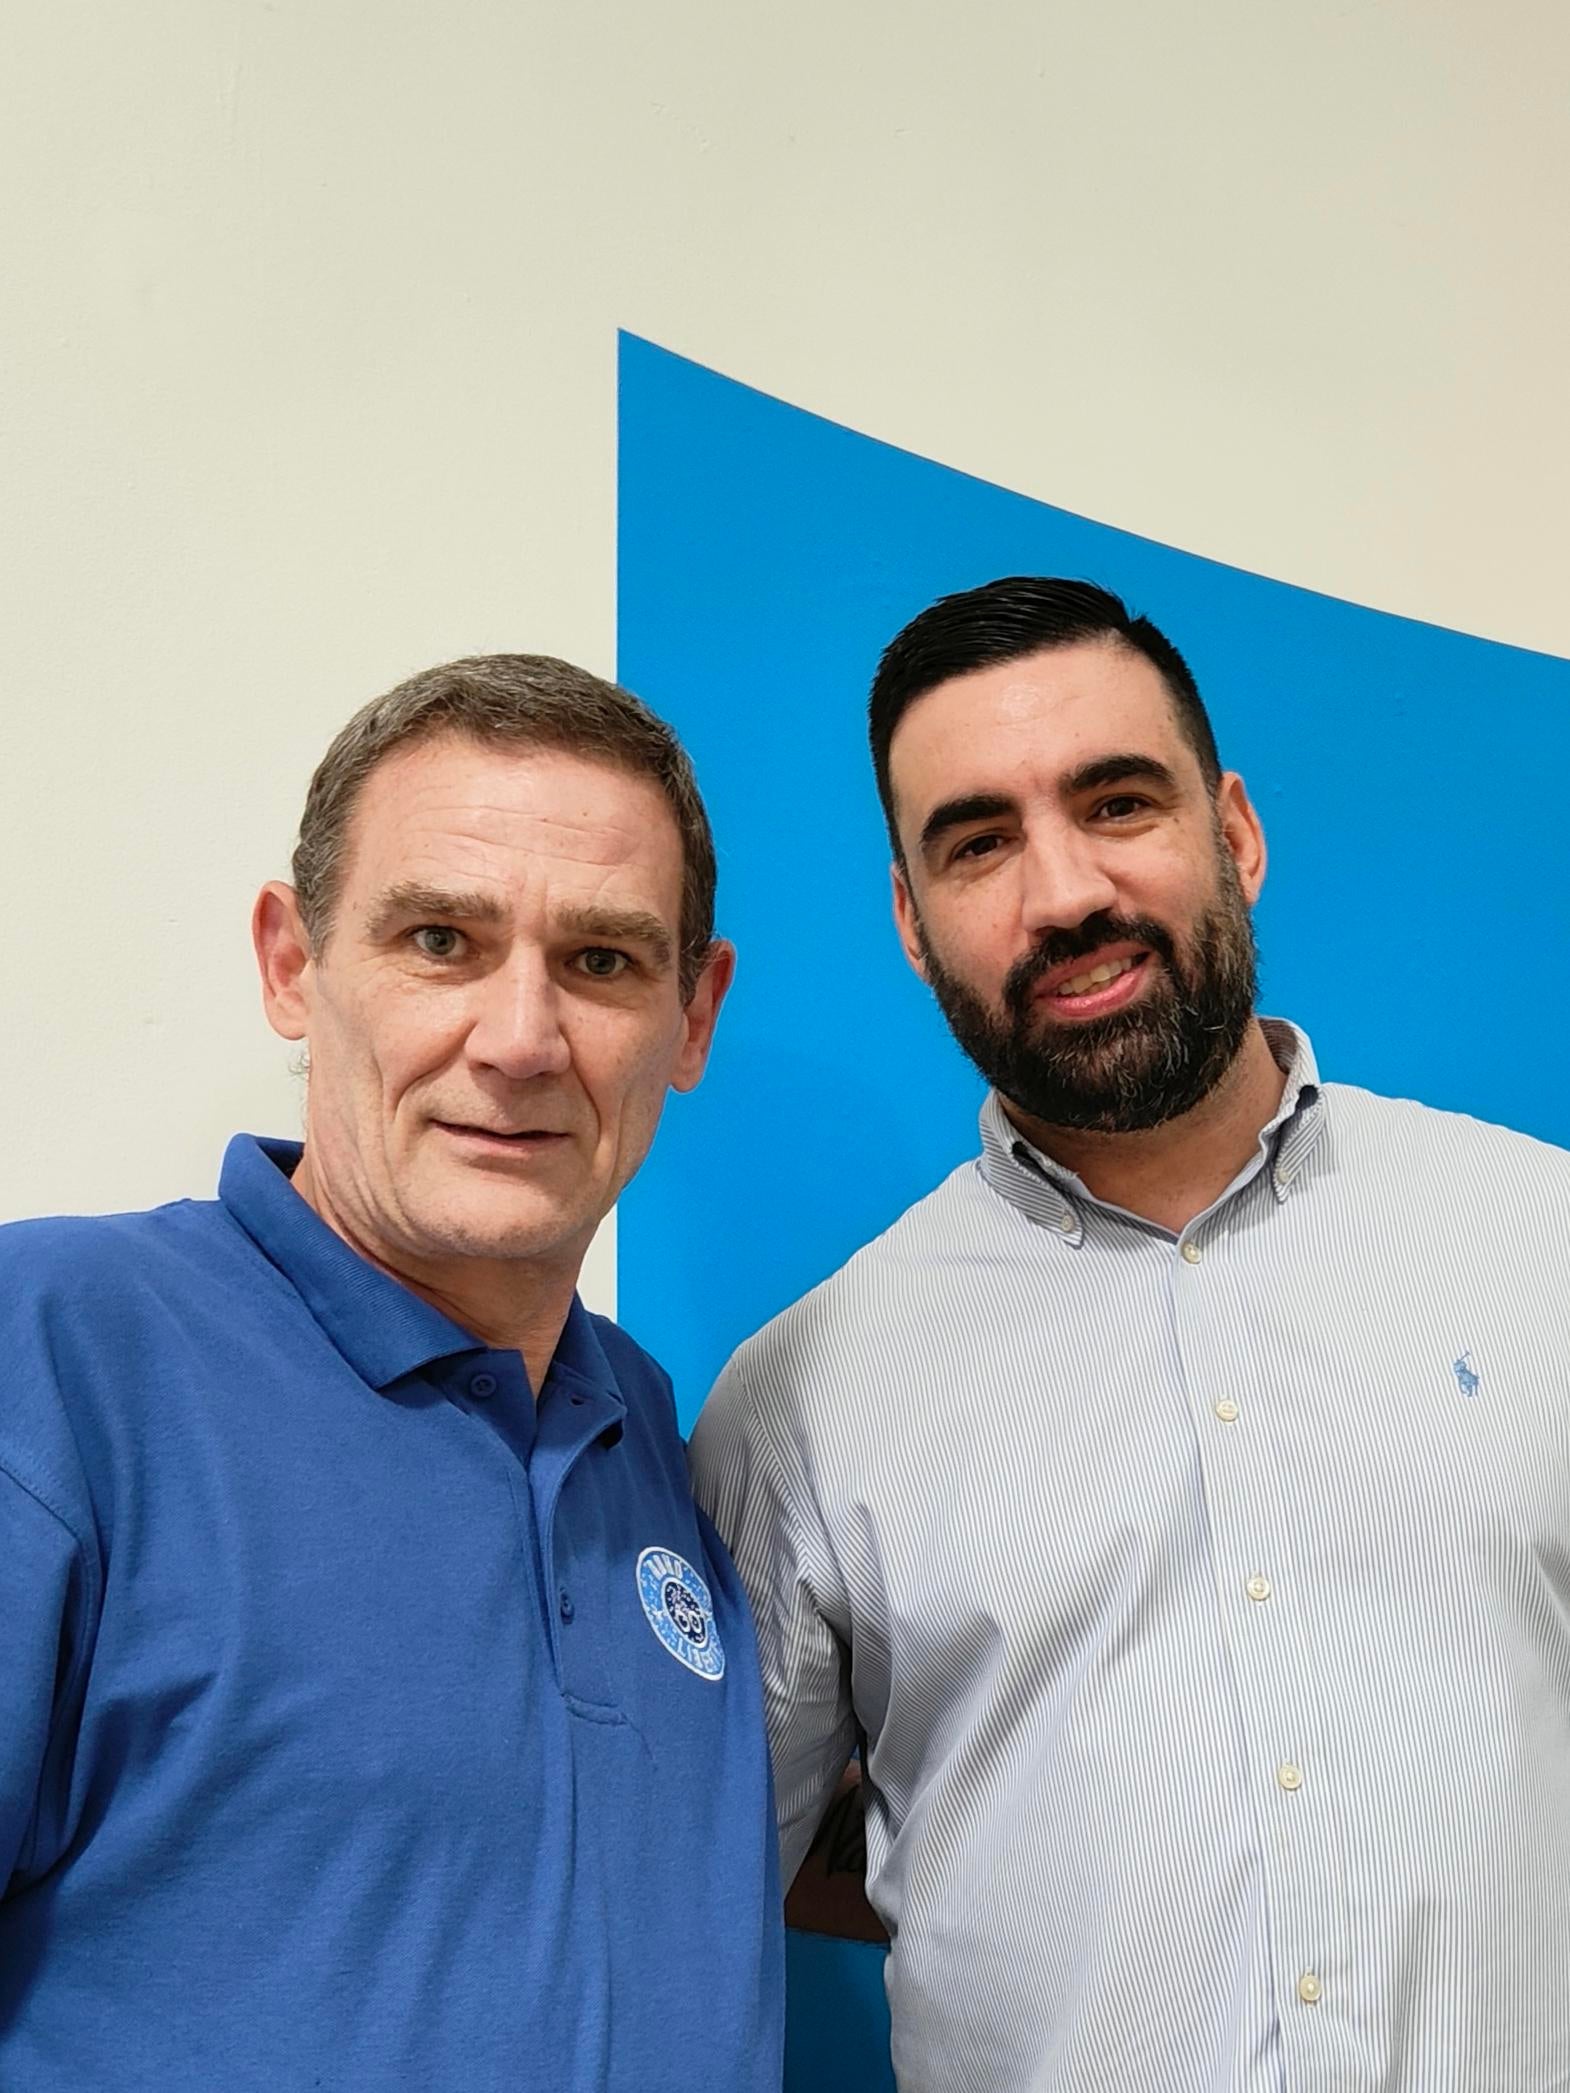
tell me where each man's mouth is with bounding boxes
[433,1121,571,1149]
[1036,948,1153,1017]
[1053,953,1142,997]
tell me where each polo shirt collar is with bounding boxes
[543,1295,629,1424]
[219,1135,485,1389]
[978,1016,1328,1235]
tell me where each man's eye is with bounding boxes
[1095,795,1150,821]
[411,925,464,959]
[577,948,630,979]
[951,833,1003,863]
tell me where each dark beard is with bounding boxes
[919,859,1259,1135]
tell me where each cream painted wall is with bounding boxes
[4,0,1566,1308]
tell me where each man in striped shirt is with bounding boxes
[691,576,1570,2092]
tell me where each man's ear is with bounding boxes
[1216,772,1268,905]
[891,863,930,982]
[253,882,315,1042]
[671,938,737,1093]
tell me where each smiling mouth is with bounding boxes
[1052,953,1145,998]
[1037,950,1153,1017]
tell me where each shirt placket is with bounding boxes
[528,1369,627,1701]
[1170,1181,1365,2093]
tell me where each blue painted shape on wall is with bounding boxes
[616,331,1570,2090]
[618,330,1570,1421]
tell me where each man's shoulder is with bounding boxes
[722,1156,992,1393]
[1324,1079,1570,1190]
[0,1198,267,1417]
[0,1205,229,1538]
[0,1196,236,1301]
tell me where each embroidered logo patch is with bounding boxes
[1452,1350,1481,1398]
[636,1547,725,1680]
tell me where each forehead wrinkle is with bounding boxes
[360,737,677,851]
[353,814,657,910]
[355,823,681,950]
[344,749,685,933]
[400,795,648,855]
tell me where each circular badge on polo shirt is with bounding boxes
[636,1546,726,1681]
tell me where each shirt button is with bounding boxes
[1180,1240,1203,1265]
[1297,1972,1323,2005]
[559,1590,575,1623]
[1246,1574,1273,1603]
[469,1371,498,1399]
[1056,1208,1075,1234]
[1214,1399,1240,1423]
[1278,1762,1303,1792]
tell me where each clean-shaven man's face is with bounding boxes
[257,733,729,1288]
[886,639,1265,1134]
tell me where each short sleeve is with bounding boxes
[0,1464,93,1891]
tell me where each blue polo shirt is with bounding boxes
[0,1137,783,2090]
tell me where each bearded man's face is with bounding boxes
[887,639,1266,1135]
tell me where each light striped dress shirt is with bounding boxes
[690,1022,1570,2092]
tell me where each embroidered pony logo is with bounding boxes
[1452,1351,1481,1399]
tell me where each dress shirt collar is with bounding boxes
[977,1016,1327,1238]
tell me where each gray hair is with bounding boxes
[292,654,717,999]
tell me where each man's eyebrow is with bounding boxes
[1063,753,1181,796]
[555,903,675,969]
[363,882,508,936]
[918,793,1018,858]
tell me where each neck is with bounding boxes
[288,1151,580,1395]
[1003,1021,1289,1235]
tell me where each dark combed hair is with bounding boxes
[868,575,1222,854]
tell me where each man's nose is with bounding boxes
[465,953,573,1080]
[1018,829,1119,938]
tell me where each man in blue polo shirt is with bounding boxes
[0,654,783,2089]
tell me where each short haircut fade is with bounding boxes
[292,654,717,999]
[868,576,1222,855]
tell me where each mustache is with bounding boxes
[1002,913,1178,1023]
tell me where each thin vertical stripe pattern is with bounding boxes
[690,1022,1570,2092]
